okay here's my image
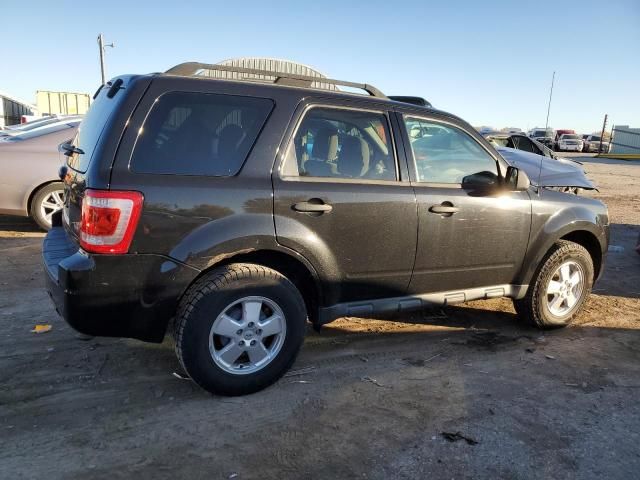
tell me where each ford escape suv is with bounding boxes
[43,62,609,396]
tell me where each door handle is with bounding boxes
[293,200,333,213]
[429,204,459,215]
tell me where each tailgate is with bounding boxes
[61,77,134,240]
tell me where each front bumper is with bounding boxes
[43,227,200,342]
[560,144,582,151]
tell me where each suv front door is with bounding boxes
[398,114,532,295]
[273,103,417,306]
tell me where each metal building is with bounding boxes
[610,125,640,155]
[198,57,337,91]
[36,91,91,116]
[0,91,37,128]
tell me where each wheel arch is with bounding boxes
[560,229,603,279]
[179,248,323,325]
[25,180,64,214]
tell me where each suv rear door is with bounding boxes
[62,76,150,239]
[273,100,417,306]
[397,112,532,295]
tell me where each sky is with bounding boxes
[2,0,638,133]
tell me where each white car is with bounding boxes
[557,134,584,152]
[583,135,610,153]
[0,115,82,138]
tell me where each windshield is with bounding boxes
[590,136,601,142]
[563,135,580,140]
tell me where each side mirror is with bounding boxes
[505,166,530,191]
[462,170,499,188]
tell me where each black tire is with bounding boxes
[30,182,65,231]
[173,263,307,396]
[514,240,593,329]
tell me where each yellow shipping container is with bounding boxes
[36,91,91,116]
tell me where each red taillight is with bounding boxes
[80,189,143,254]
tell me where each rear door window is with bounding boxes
[130,92,273,176]
[282,107,397,181]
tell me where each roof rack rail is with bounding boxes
[165,62,387,99]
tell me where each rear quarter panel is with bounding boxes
[108,77,301,269]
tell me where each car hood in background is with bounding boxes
[496,147,597,190]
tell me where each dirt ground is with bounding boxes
[1,156,639,480]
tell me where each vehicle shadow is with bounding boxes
[580,156,640,167]
[0,215,42,234]
[597,223,640,299]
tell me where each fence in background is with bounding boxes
[610,125,640,155]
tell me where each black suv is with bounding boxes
[43,63,609,396]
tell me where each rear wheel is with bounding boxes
[514,240,593,328]
[30,182,65,230]
[173,263,307,396]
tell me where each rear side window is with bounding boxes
[130,92,273,176]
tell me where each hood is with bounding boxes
[496,147,596,190]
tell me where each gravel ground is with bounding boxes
[1,156,639,479]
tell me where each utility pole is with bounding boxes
[97,33,115,85]
[544,71,555,134]
[598,114,608,155]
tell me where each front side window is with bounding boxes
[404,117,498,185]
[282,107,396,181]
[130,92,273,176]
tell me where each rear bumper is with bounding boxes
[43,227,200,342]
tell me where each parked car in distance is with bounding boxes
[582,135,610,153]
[557,133,584,152]
[553,129,576,150]
[484,132,566,160]
[496,146,595,194]
[528,127,554,147]
[43,63,609,396]
[0,115,82,140]
[0,120,80,229]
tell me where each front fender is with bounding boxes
[517,191,609,285]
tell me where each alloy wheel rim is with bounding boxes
[209,296,286,375]
[546,260,584,317]
[39,190,65,226]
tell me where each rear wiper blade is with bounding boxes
[59,142,84,156]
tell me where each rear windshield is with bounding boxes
[66,84,124,172]
[129,92,273,176]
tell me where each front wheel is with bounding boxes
[514,240,593,328]
[30,182,65,230]
[173,263,307,396]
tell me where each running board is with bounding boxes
[318,284,529,325]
